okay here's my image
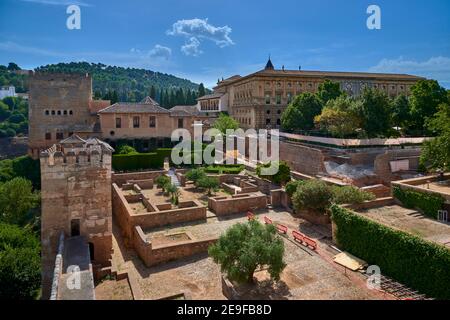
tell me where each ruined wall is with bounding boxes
[374,149,421,184]
[279,141,326,175]
[133,226,216,267]
[208,192,267,216]
[40,145,113,299]
[112,170,165,187]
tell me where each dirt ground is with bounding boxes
[111,208,388,300]
[95,278,133,300]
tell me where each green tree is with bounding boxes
[420,104,450,173]
[281,93,323,132]
[0,223,40,300]
[185,168,207,184]
[391,94,411,131]
[209,220,286,284]
[7,62,20,71]
[256,161,291,186]
[317,79,344,104]
[155,175,171,192]
[354,88,391,137]
[196,176,219,196]
[314,96,361,137]
[212,113,239,134]
[285,180,305,197]
[409,80,448,134]
[0,178,40,226]
[116,145,138,155]
[0,101,10,121]
[292,180,374,215]
[166,183,181,205]
[198,83,206,97]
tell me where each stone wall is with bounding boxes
[279,141,326,175]
[374,149,421,184]
[40,142,113,299]
[112,183,207,241]
[361,184,391,198]
[112,170,165,187]
[208,192,267,216]
[133,226,216,267]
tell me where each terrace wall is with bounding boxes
[112,170,165,187]
[112,183,207,241]
[132,226,216,267]
[208,192,267,216]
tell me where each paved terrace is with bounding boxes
[355,204,450,248]
[112,209,387,300]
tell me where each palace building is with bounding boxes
[28,72,216,158]
[199,58,425,129]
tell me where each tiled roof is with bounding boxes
[141,96,159,104]
[197,93,224,100]
[169,105,201,116]
[60,135,86,144]
[215,68,425,87]
[98,102,169,114]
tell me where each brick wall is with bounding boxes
[208,192,267,216]
[279,141,326,175]
[112,170,165,187]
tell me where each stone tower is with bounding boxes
[28,73,110,159]
[40,135,114,299]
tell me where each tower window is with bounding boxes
[45,132,51,140]
[51,110,56,115]
[45,110,49,115]
[115,117,121,128]
[149,116,156,128]
[57,110,61,115]
[56,132,64,140]
[69,110,73,115]
[63,110,67,115]
[133,116,140,128]
[178,118,184,128]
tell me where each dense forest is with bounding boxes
[0,62,209,108]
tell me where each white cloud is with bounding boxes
[181,37,202,57]
[370,56,450,87]
[20,0,92,7]
[167,18,234,56]
[148,45,172,60]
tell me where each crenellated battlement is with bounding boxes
[40,135,113,168]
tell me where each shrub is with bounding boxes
[392,186,444,219]
[256,161,291,185]
[112,152,164,171]
[116,145,138,155]
[292,180,374,215]
[331,205,450,299]
[285,180,305,197]
[166,183,181,205]
[185,168,206,184]
[155,175,171,192]
[196,176,220,195]
[292,180,333,213]
[209,220,286,284]
[0,223,41,300]
[204,164,243,174]
[331,185,375,205]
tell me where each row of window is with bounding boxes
[200,100,219,110]
[115,116,184,129]
[45,131,71,140]
[236,118,282,126]
[44,110,74,116]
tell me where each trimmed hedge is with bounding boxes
[392,186,444,219]
[204,164,244,174]
[331,205,450,299]
[112,152,163,171]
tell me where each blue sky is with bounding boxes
[0,0,449,88]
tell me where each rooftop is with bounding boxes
[98,102,169,114]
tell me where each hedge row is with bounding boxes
[112,148,174,171]
[204,164,244,174]
[392,185,444,219]
[331,205,450,299]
